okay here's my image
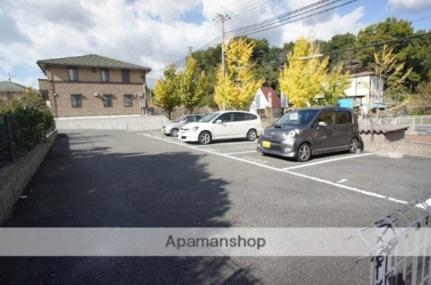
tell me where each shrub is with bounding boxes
[1,88,54,158]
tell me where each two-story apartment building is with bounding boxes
[0,80,26,106]
[37,54,151,117]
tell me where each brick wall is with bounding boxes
[42,66,148,117]
[48,82,144,117]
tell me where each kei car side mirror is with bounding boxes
[318,121,327,127]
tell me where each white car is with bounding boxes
[161,114,203,136]
[178,111,263,144]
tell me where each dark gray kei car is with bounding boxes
[257,107,363,162]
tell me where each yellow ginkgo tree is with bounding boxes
[154,65,181,119]
[279,38,349,107]
[214,39,263,110]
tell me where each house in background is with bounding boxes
[0,80,26,106]
[37,54,151,117]
[249,87,281,118]
[344,71,384,116]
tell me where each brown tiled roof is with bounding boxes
[37,54,151,74]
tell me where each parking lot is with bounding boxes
[142,129,431,207]
[2,129,431,284]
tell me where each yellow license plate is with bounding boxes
[262,141,271,148]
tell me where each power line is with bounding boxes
[226,0,336,35]
[412,15,431,23]
[287,31,431,62]
[160,0,358,74]
[250,31,431,68]
[226,0,357,38]
[228,0,276,17]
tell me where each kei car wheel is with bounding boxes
[198,131,212,145]
[170,128,179,137]
[297,143,311,162]
[246,129,257,141]
[349,137,360,153]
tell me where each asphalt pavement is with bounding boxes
[1,130,430,284]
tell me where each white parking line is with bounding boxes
[197,141,256,147]
[224,150,257,155]
[282,153,375,170]
[283,170,407,203]
[137,132,408,205]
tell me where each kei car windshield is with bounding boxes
[276,110,319,126]
[199,113,220,123]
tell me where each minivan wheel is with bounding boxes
[246,129,257,141]
[198,131,212,145]
[170,128,179,137]
[349,137,359,153]
[297,143,311,162]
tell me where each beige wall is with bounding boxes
[46,66,146,84]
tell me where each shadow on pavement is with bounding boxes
[0,133,260,285]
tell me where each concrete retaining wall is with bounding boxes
[0,131,57,224]
[55,115,169,131]
[363,140,431,158]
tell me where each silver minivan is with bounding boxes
[257,107,363,162]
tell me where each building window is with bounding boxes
[123,94,133,107]
[102,94,113,107]
[71,94,82,108]
[100,69,110,82]
[68,67,78,81]
[122,69,130,83]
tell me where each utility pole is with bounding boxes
[213,13,230,76]
[213,12,230,110]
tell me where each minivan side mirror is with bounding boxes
[318,121,327,127]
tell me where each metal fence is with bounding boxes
[356,196,431,285]
[0,115,14,168]
[0,113,55,169]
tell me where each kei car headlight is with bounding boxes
[192,126,199,131]
[283,130,297,138]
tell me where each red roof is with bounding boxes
[260,87,281,108]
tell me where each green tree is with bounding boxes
[407,82,431,114]
[179,56,208,113]
[356,17,413,69]
[325,33,359,71]
[154,65,181,119]
[214,38,263,110]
